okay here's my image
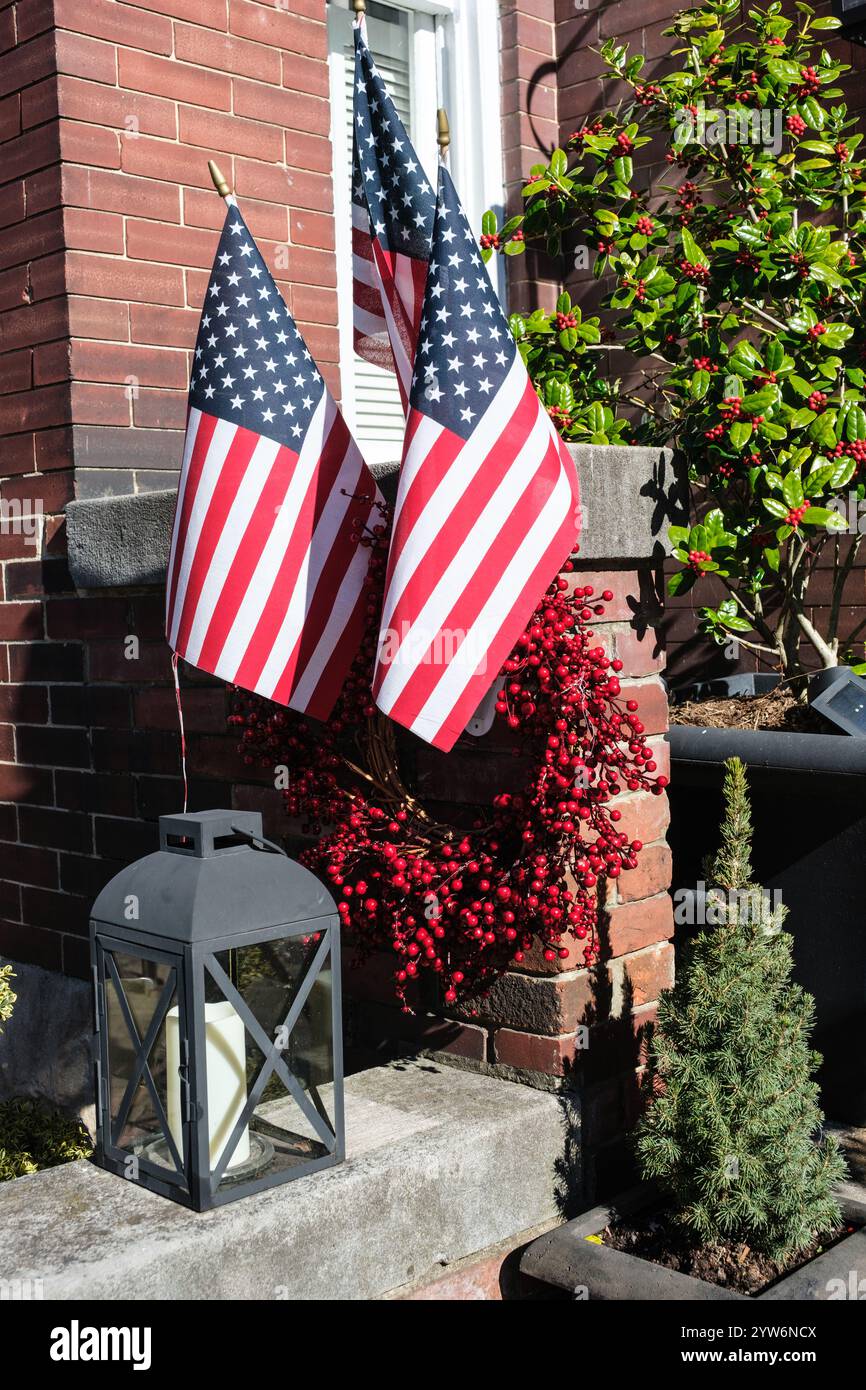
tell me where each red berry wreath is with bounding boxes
[231,506,665,1008]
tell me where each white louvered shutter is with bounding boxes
[328,1,437,464]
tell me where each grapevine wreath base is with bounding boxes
[232,513,666,1010]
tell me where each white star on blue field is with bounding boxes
[352,27,436,263]
[188,208,323,448]
[410,167,516,441]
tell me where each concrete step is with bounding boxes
[0,1061,569,1301]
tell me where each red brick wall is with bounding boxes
[1,0,337,503]
[0,564,255,977]
[500,0,560,315]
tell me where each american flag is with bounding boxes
[352,22,435,407]
[373,167,582,753]
[166,205,382,720]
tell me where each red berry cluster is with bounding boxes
[677,181,701,211]
[830,438,866,471]
[615,132,635,153]
[635,215,654,236]
[808,322,827,340]
[679,258,710,284]
[785,504,809,528]
[480,232,500,251]
[231,540,662,1008]
[807,391,828,413]
[796,65,820,98]
[634,84,662,106]
[692,356,718,373]
[547,404,573,430]
[786,114,806,137]
[688,548,711,572]
[568,121,603,145]
[555,312,579,332]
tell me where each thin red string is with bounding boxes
[171,652,189,814]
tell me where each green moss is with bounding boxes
[0,1098,93,1183]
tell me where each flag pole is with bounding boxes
[208,159,237,208]
[437,108,451,165]
[205,156,237,989]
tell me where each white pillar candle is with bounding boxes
[166,1002,251,1172]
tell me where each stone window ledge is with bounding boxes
[65,448,684,591]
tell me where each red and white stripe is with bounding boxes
[373,357,581,751]
[352,203,428,409]
[166,399,382,720]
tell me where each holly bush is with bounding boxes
[484,0,866,678]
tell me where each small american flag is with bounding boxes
[373,167,582,752]
[352,21,435,407]
[166,205,382,720]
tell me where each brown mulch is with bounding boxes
[603,1209,854,1295]
[670,688,829,733]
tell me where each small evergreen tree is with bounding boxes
[636,757,846,1258]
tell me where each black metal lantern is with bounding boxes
[89,810,344,1210]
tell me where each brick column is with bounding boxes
[345,446,679,1202]
[499,0,560,316]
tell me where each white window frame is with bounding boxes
[327,0,505,458]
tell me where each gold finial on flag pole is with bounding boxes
[208,159,235,204]
[437,108,451,162]
[352,0,366,14]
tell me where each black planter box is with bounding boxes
[521,1185,866,1300]
[668,723,866,1124]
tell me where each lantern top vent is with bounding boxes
[90,810,336,944]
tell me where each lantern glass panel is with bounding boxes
[202,934,337,1193]
[103,949,184,1178]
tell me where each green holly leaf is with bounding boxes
[549,149,569,179]
[802,506,847,530]
[682,226,709,267]
[763,497,790,519]
[788,375,816,398]
[668,569,696,596]
[782,473,805,508]
[820,324,854,349]
[808,412,837,448]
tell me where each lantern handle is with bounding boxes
[230,823,289,857]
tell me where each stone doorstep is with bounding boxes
[0,1061,570,1302]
